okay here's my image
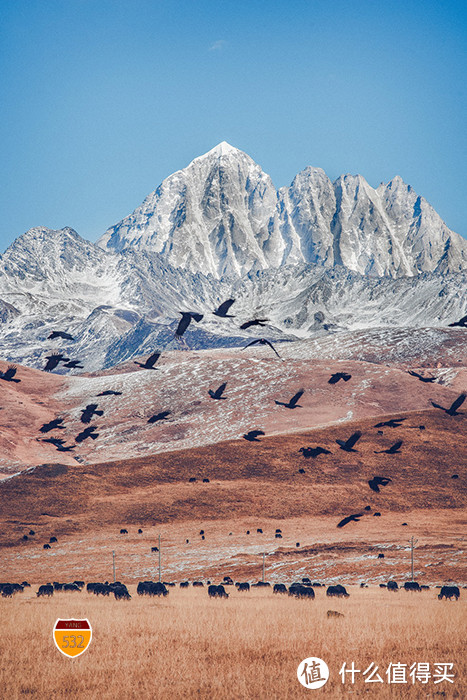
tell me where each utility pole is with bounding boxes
[158,533,161,583]
[112,551,116,583]
[409,536,418,581]
[262,552,266,583]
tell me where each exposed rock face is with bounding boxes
[1,144,465,372]
[98,142,467,278]
[98,142,280,278]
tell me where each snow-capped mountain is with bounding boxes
[0,143,466,372]
[99,142,467,278]
[0,224,466,371]
[99,142,281,278]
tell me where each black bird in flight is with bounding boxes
[147,411,171,423]
[56,443,76,452]
[213,299,235,318]
[240,319,269,330]
[431,393,466,416]
[328,372,352,384]
[240,318,269,331]
[41,437,65,446]
[134,352,161,370]
[448,314,467,328]
[0,365,20,383]
[41,437,75,452]
[374,440,403,454]
[64,360,84,369]
[39,418,65,433]
[97,390,122,396]
[48,331,74,340]
[242,338,281,358]
[337,512,364,528]
[336,431,362,452]
[408,370,436,383]
[243,430,265,442]
[368,476,392,493]
[208,383,227,400]
[299,446,331,458]
[44,353,70,372]
[275,389,304,409]
[81,404,103,424]
[374,418,406,428]
[176,312,204,337]
[75,426,99,443]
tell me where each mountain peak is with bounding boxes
[97,145,467,278]
[205,141,240,156]
[192,141,246,164]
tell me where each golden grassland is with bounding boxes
[0,586,465,699]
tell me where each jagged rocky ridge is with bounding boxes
[99,142,467,278]
[0,143,466,372]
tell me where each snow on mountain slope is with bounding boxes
[99,142,467,278]
[1,330,465,472]
[0,224,466,371]
[0,227,123,315]
[1,144,466,373]
[99,142,281,278]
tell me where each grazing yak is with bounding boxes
[273,584,288,594]
[404,581,421,592]
[208,584,229,598]
[113,584,131,600]
[179,581,190,588]
[289,584,315,599]
[326,584,349,598]
[192,581,204,587]
[37,584,54,597]
[120,529,128,534]
[87,583,111,596]
[63,583,81,592]
[387,580,399,591]
[438,586,460,601]
[43,544,51,550]
[237,582,250,592]
[137,581,168,597]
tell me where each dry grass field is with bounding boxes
[0,586,465,699]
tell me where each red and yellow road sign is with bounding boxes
[53,619,92,658]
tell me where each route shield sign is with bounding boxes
[53,619,92,658]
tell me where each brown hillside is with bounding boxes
[0,409,465,584]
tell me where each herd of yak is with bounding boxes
[0,578,460,602]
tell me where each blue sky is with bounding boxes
[1,0,466,252]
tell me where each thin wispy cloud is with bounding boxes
[209,39,227,52]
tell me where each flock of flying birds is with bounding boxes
[0,299,465,529]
